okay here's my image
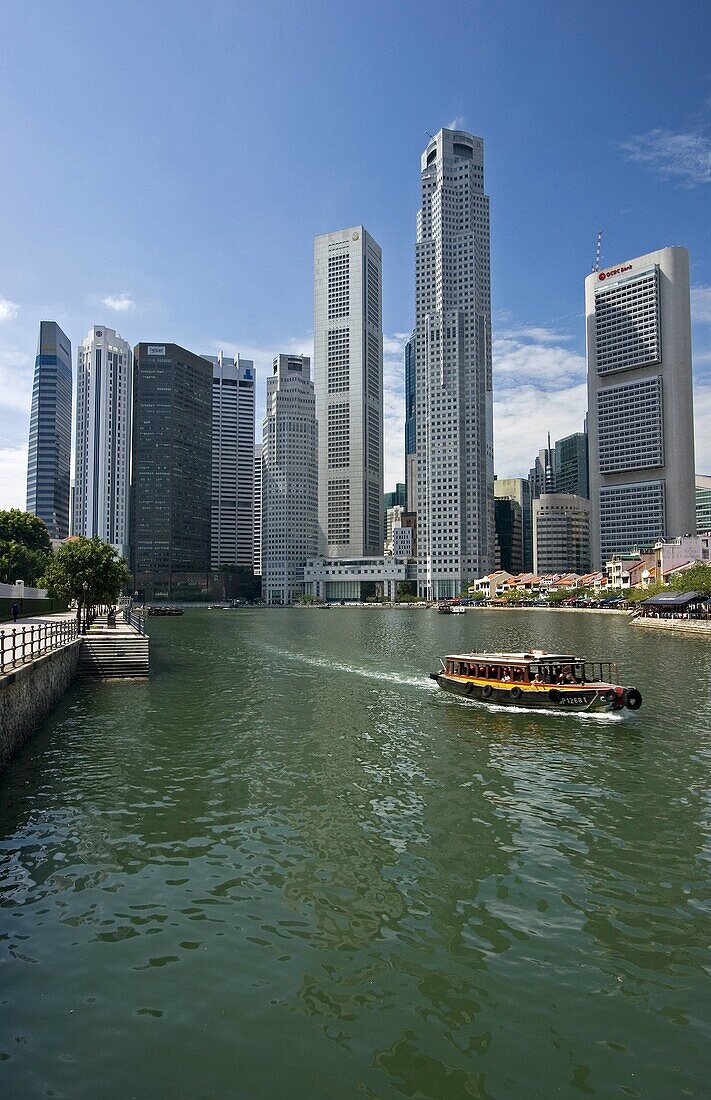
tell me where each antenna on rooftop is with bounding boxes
[425,130,435,141]
[591,230,603,273]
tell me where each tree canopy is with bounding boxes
[670,564,711,597]
[41,536,130,605]
[0,509,52,585]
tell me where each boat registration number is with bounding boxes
[561,695,590,705]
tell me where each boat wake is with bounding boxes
[259,644,438,692]
[442,694,625,722]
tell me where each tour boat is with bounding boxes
[430,650,642,712]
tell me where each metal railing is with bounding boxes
[122,606,147,635]
[0,619,79,674]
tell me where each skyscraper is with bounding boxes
[494,476,532,572]
[205,352,255,569]
[696,475,711,533]
[253,443,263,577]
[261,354,318,604]
[26,321,72,539]
[533,494,591,575]
[404,333,416,510]
[554,430,589,498]
[73,326,132,555]
[586,247,696,567]
[314,226,383,558]
[414,128,494,598]
[131,344,212,599]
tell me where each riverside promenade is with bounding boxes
[0,609,149,773]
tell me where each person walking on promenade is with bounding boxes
[11,602,19,623]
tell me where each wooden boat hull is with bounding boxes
[430,672,632,712]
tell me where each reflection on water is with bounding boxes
[0,608,709,1098]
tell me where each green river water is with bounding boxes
[0,608,709,1098]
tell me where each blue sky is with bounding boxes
[1,0,710,507]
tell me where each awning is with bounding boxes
[641,591,702,607]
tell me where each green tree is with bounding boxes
[625,582,671,604]
[41,536,130,630]
[0,509,52,585]
[670,564,711,597]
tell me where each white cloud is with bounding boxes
[102,294,135,312]
[621,129,711,187]
[382,332,408,490]
[0,445,28,509]
[492,328,587,477]
[445,117,465,131]
[0,349,34,414]
[0,297,20,322]
[691,285,711,325]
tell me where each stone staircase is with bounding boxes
[78,618,150,678]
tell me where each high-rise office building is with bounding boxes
[404,333,416,509]
[533,493,591,575]
[253,443,263,577]
[73,326,132,555]
[261,354,318,604]
[494,476,532,572]
[314,226,383,558]
[206,352,255,569]
[696,475,711,533]
[414,128,494,598]
[554,430,589,498]
[26,321,72,539]
[383,483,406,543]
[529,435,555,500]
[131,344,213,599]
[586,247,696,567]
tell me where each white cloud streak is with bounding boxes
[621,129,711,187]
[0,297,20,322]
[102,294,135,312]
[691,285,711,325]
[0,445,28,509]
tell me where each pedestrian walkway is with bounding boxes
[0,612,78,673]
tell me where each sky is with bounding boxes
[1,0,710,509]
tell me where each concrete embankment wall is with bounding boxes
[631,618,711,635]
[0,641,82,773]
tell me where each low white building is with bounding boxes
[304,556,411,602]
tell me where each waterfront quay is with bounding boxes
[0,608,708,1097]
[0,610,148,773]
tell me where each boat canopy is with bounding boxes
[443,651,578,664]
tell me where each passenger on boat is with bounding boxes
[560,667,575,684]
[502,667,511,683]
[532,670,544,685]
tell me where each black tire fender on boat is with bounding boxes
[604,688,617,705]
[464,682,474,695]
[548,688,561,703]
[482,684,493,700]
[625,687,642,711]
[510,687,523,701]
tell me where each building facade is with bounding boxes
[26,321,72,539]
[533,493,591,575]
[494,495,524,575]
[206,352,255,569]
[586,247,696,568]
[253,443,263,576]
[131,344,213,599]
[314,226,383,559]
[494,476,532,572]
[696,475,711,533]
[73,326,132,555]
[404,333,416,510]
[304,556,412,602]
[261,354,318,605]
[414,128,494,598]
[554,430,589,498]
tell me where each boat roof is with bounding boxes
[443,651,579,664]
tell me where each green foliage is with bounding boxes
[41,536,130,606]
[297,594,317,604]
[670,564,711,597]
[467,590,486,602]
[0,509,52,585]
[625,583,670,604]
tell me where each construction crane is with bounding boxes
[591,230,603,273]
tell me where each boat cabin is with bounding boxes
[442,652,618,687]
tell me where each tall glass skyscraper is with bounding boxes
[204,352,255,569]
[26,321,72,539]
[414,129,494,598]
[314,226,383,558]
[131,343,213,599]
[73,326,132,556]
